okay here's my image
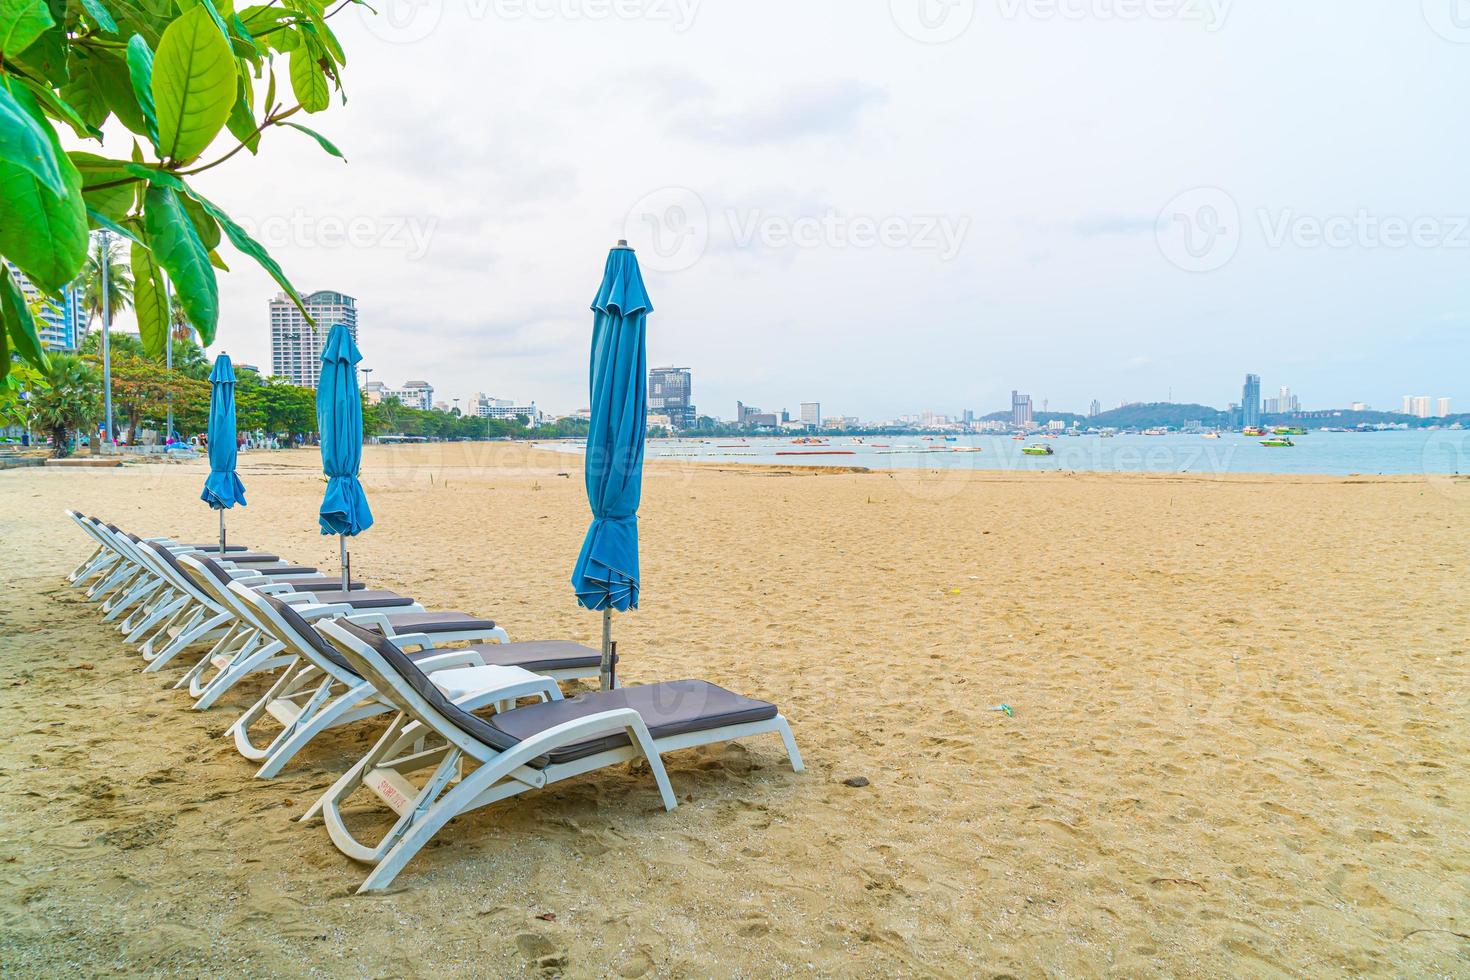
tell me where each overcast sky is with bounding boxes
[111,0,1470,419]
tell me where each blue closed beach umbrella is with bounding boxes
[317,323,373,588]
[572,241,650,689]
[201,353,246,550]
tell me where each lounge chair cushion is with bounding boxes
[263,598,451,675]
[488,681,778,765]
[270,576,367,591]
[461,640,609,673]
[206,551,281,564]
[176,543,250,553]
[243,563,318,576]
[336,622,524,754]
[376,611,497,635]
[307,590,415,610]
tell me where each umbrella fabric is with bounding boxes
[200,354,246,509]
[571,246,651,611]
[316,323,374,536]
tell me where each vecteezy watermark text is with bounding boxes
[888,0,1228,43]
[234,210,439,261]
[626,187,970,272]
[360,0,699,43]
[1157,188,1470,272]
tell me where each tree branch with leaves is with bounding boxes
[0,0,358,385]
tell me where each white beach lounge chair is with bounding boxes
[226,585,615,777]
[163,552,507,710]
[304,619,803,892]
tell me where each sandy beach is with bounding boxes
[0,442,1466,976]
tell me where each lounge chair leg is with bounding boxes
[146,611,230,673]
[102,576,155,621]
[192,639,287,709]
[255,681,380,779]
[303,713,415,826]
[172,622,248,686]
[624,718,678,811]
[227,662,312,761]
[775,715,804,772]
[355,749,520,894]
[124,593,185,644]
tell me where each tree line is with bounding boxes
[1,331,588,456]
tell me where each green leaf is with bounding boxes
[288,45,328,113]
[79,0,118,33]
[280,120,343,159]
[0,261,49,372]
[0,83,66,196]
[151,5,235,162]
[79,45,148,136]
[59,55,111,129]
[0,88,87,292]
[224,74,259,154]
[130,237,169,357]
[0,0,54,59]
[17,76,101,140]
[72,153,136,221]
[126,34,159,148]
[87,205,145,246]
[179,191,219,250]
[142,183,217,343]
[228,12,260,58]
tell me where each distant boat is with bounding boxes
[1273,426,1306,435]
[1242,427,1267,436]
[1022,445,1054,456]
[1260,437,1295,447]
[1202,432,1221,439]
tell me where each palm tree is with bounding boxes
[79,236,134,334]
[168,289,195,342]
[30,354,102,458]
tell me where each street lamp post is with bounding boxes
[164,276,174,443]
[98,230,114,447]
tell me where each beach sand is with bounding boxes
[1,443,1466,976]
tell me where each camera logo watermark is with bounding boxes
[361,0,443,44]
[626,187,709,273]
[1157,188,1470,272]
[1421,0,1470,42]
[890,0,976,44]
[626,187,971,273]
[1156,187,1241,273]
[360,0,700,43]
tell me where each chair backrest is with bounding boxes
[141,542,220,608]
[227,583,360,686]
[69,512,113,551]
[178,554,257,615]
[316,620,518,761]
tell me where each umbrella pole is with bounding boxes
[600,608,613,690]
[340,534,348,591]
[219,509,226,553]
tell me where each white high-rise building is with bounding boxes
[800,402,821,427]
[1404,395,1433,419]
[1437,397,1452,418]
[269,291,358,388]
